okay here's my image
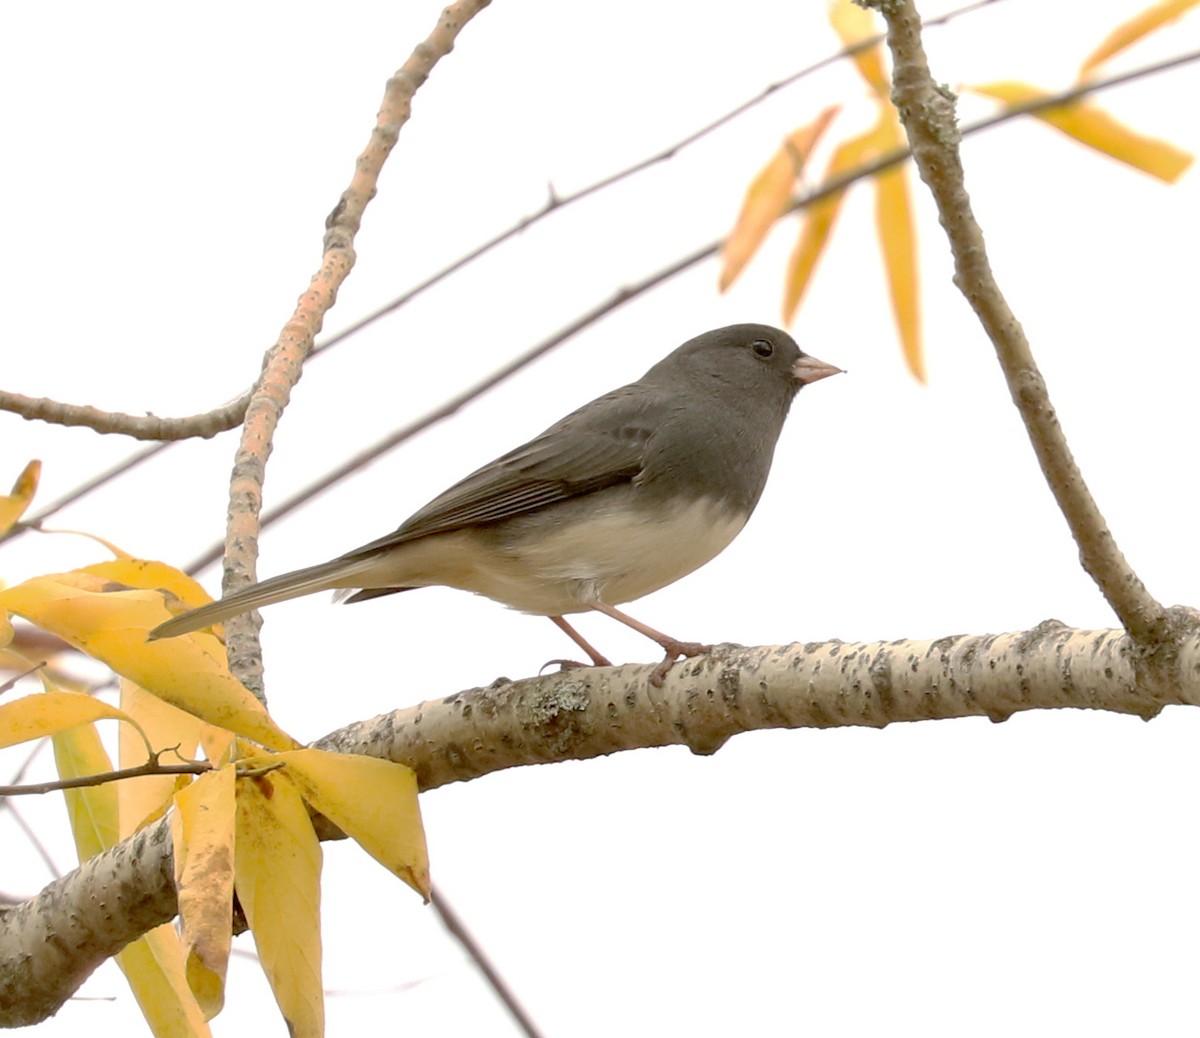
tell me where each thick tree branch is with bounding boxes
[219,0,493,699]
[5,617,1200,1025]
[872,0,1172,646]
[0,818,176,1027]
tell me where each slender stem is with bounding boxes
[872,0,1170,644]
[431,885,546,1038]
[219,0,494,698]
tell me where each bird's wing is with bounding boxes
[340,384,662,560]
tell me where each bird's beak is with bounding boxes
[791,354,844,385]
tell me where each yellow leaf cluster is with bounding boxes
[719,0,1194,382]
[2,480,430,1038]
[721,3,924,379]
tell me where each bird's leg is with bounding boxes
[546,615,613,672]
[588,603,710,686]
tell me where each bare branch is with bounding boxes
[218,0,493,699]
[872,0,1173,645]
[0,390,251,441]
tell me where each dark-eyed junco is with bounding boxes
[150,324,841,682]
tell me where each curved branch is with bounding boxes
[874,0,1174,646]
[219,0,493,698]
[5,617,1200,1025]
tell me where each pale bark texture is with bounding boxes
[4,619,1200,1025]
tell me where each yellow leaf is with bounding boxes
[115,926,212,1038]
[968,81,1193,183]
[0,689,142,750]
[0,460,40,537]
[829,0,890,98]
[873,122,923,381]
[53,722,118,862]
[783,125,886,322]
[0,576,297,750]
[52,707,210,1036]
[84,558,220,616]
[171,767,236,1020]
[118,678,208,838]
[1080,0,1200,74]
[280,749,431,899]
[200,726,237,770]
[0,614,12,651]
[235,768,324,1038]
[720,107,840,291]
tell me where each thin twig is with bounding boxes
[0,760,211,798]
[431,884,546,1038]
[3,37,1187,552]
[0,444,165,548]
[184,242,706,574]
[0,0,1001,444]
[181,51,1200,573]
[872,0,1170,644]
[219,0,494,700]
[307,0,1008,362]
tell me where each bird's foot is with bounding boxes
[649,640,712,687]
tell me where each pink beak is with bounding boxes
[791,354,844,386]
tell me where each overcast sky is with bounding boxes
[4,1,1200,1035]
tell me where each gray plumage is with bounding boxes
[149,324,840,650]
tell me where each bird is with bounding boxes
[149,323,841,684]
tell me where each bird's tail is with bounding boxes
[147,556,380,640]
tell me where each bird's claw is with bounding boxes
[539,658,590,675]
[649,640,712,687]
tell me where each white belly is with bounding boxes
[347,496,747,617]
[501,496,747,613]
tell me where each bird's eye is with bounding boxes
[750,339,774,359]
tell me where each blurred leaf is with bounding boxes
[968,81,1193,182]
[783,124,889,322]
[116,927,212,1038]
[873,120,923,381]
[280,749,431,899]
[0,575,297,750]
[235,767,324,1038]
[53,721,118,860]
[720,107,840,291]
[51,712,210,1036]
[0,460,41,537]
[829,0,890,98]
[1080,0,1200,74]
[171,766,236,1020]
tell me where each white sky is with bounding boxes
[4,1,1200,1035]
